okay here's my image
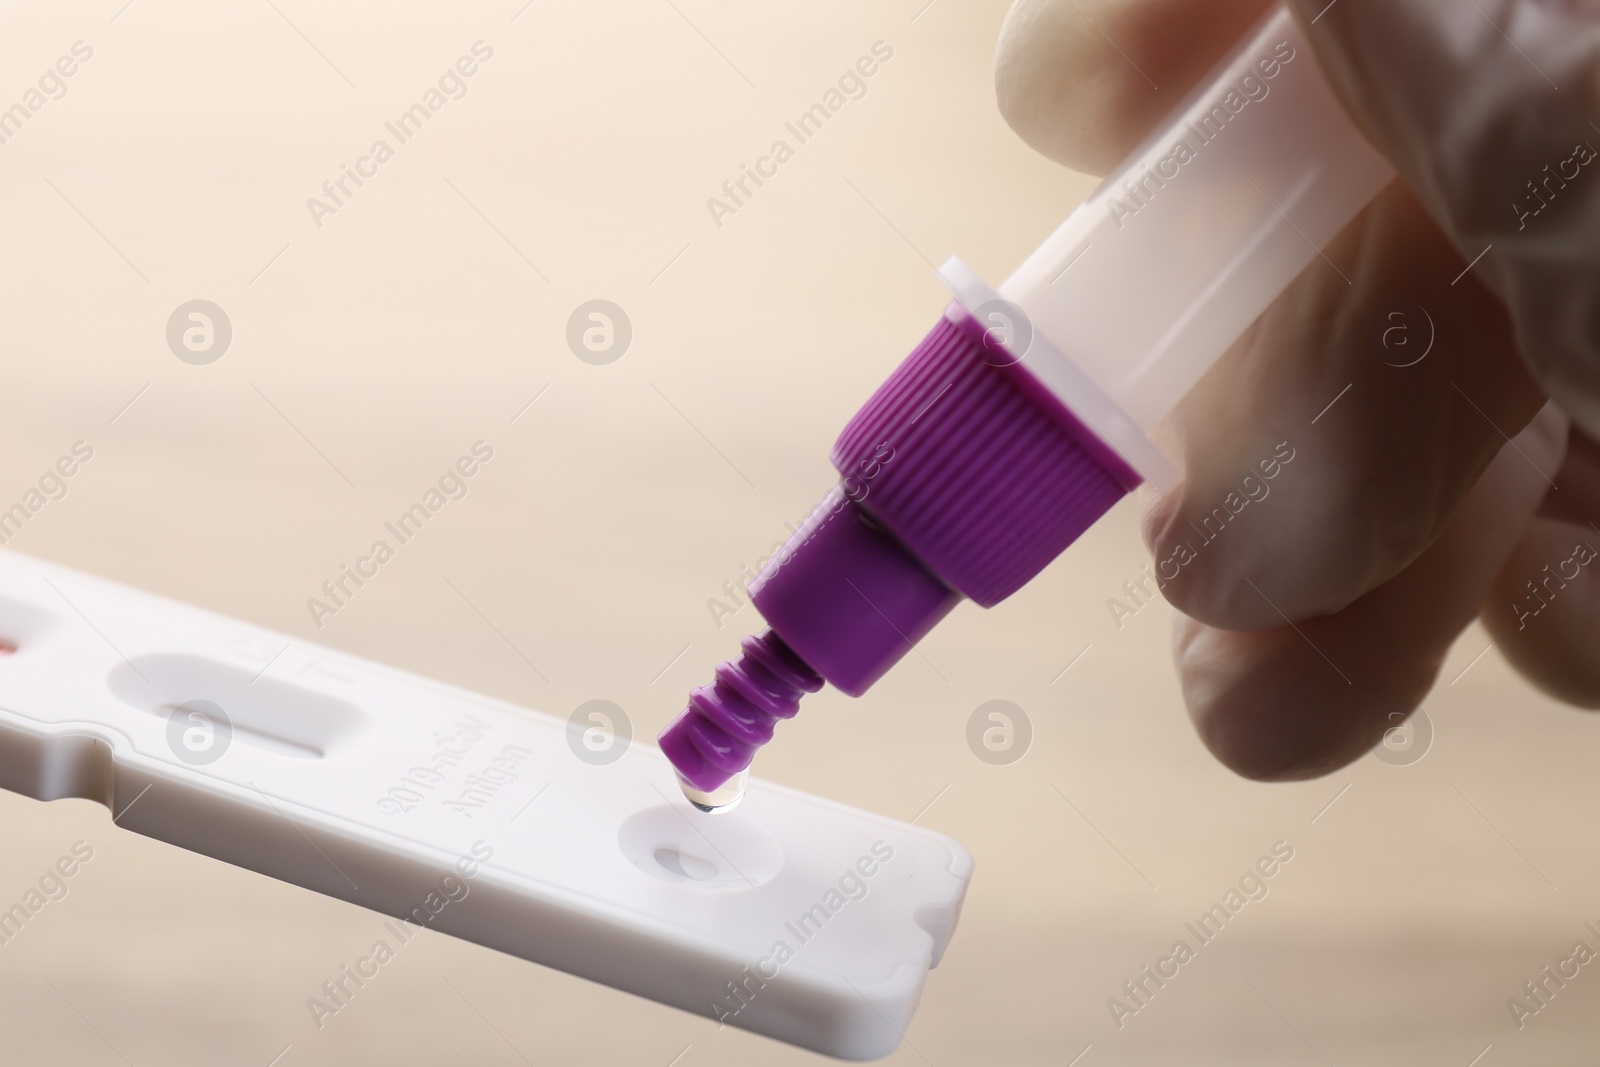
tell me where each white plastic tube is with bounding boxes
[976,2,1395,485]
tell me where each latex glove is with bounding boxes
[995,0,1600,779]
[1289,0,1600,435]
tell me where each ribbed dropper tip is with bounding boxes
[657,629,823,805]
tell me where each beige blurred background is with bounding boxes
[0,0,1595,1064]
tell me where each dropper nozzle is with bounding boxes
[657,629,823,811]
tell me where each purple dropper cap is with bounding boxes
[659,303,1143,796]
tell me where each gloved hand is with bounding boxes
[995,0,1600,779]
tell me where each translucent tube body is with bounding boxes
[999,3,1394,439]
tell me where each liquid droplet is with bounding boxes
[679,768,748,814]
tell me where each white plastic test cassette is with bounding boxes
[0,549,972,1060]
